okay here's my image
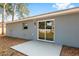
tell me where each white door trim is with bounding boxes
[37,19,55,42]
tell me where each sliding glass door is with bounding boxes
[37,19,55,42]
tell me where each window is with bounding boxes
[23,23,28,29]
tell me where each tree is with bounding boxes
[0,3,29,35]
[0,3,6,35]
[12,3,29,20]
[12,3,16,21]
[0,3,12,35]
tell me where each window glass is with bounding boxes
[46,21,52,29]
[39,22,45,29]
[23,23,28,29]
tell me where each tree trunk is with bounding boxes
[2,13,4,35]
[12,4,16,21]
[2,3,6,35]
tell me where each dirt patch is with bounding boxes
[60,45,79,56]
[0,35,27,56]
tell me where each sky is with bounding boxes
[0,3,79,22]
[28,3,79,16]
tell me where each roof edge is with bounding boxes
[6,7,79,24]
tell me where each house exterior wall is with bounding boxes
[6,13,79,47]
[55,13,79,47]
[6,20,37,40]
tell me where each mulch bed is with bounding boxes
[60,45,79,56]
[0,35,27,56]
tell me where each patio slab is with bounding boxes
[11,41,62,56]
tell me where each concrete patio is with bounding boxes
[11,41,62,56]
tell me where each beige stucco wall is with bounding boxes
[6,13,79,47]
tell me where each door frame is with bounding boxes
[37,19,55,42]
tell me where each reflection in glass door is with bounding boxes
[46,21,54,41]
[38,19,55,42]
[38,22,45,40]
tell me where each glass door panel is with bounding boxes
[38,22,45,40]
[38,20,55,42]
[46,21,54,41]
[39,30,45,40]
[46,30,54,41]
